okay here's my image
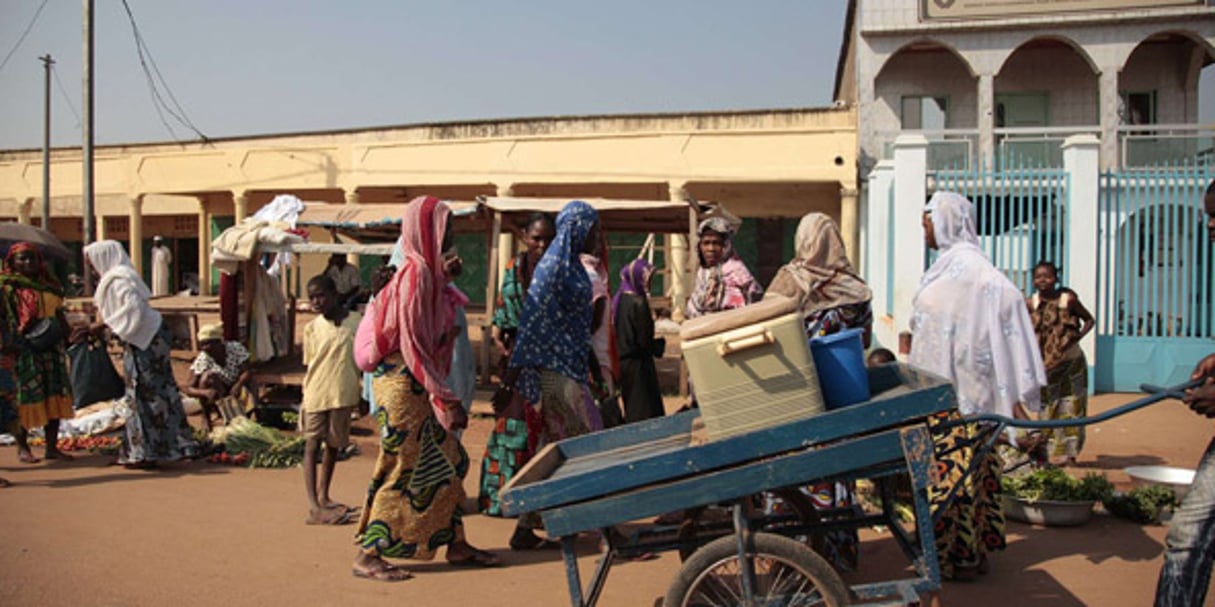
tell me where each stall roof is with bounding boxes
[479,196,700,233]
[294,201,483,242]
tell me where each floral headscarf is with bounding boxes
[509,201,599,400]
[686,217,762,318]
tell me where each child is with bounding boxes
[867,347,896,367]
[301,275,362,525]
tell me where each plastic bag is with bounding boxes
[68,339,126,409]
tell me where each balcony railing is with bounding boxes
[876,129,980,171]
[876,124,1212,172]
[994,126,1100,168]
[1119,124,1215,169]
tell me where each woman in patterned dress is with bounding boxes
[685,216,763,320]
[478,213,553,516]
[493,200,609,551]
[352,196,498,582]
[81,240,197,469]
[1027,261,1094,465]
[0,242,73,463]
[908,192,1047,581]
[765,212,873,572]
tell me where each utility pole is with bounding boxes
[82,0,95,293]
[40,54,53,230]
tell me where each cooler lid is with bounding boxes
[680,294,801,341]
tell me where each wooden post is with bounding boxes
[482,211,503,385]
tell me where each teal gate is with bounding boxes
[930,158,1070,294]
[1096,165,1214,392]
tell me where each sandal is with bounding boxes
[307,507,353,526]
[352,562,413,582]
[510,528,562,551]
[448,548,501,568]
[17,451,40,464]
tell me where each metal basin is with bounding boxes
[1002,495,1095,527]
[1125,466,1195,502]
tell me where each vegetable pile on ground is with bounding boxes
[29,435,121,454]
[205,417,304,469]
[1105,485,1179,525]
[1002,468,1115,503]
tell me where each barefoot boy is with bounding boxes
[302,275,362,525]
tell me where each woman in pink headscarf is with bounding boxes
[351,197,499,582]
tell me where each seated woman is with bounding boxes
[182,322,253,431]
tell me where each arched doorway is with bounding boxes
[995,37,1098,166]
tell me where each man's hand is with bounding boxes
[1183,377,1215,419]
[1192,354,1215,381]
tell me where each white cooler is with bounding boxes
[681,295,826,442]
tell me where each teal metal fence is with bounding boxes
[929,157,1070,295]
[1095,164,1215,391]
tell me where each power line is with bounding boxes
[0,0,50,74]
[51,62,81,129]
[118,0,208,142]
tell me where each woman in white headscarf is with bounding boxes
[908,192,1046,581]
[79,241,197,468]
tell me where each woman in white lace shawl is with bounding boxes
[909,191,1046,581]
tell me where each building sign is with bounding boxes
[923,0,1200,20]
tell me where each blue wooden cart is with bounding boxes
[500,364,954,606]
[499,363,1198,607]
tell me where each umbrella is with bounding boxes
[0,222,72,262]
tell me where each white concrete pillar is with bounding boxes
[892,135,929,343]
[128,195,144,278]
[866,160,896,350]
[978,73,995,168]
[839,186,859,267]
[1098,69,1120,171]
[233,190,249,224]
[1062,134,1101,371]
[198,197,211,296]
[668,181,690,322]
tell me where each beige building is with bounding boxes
[0,108,856,315]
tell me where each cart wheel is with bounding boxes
[664,532,849,607]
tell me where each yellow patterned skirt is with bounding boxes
[355,354,470,560]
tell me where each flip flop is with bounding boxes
[448,548,501,568]
[306,507,353,526]
[17,452,40,464]
[509,532,562,551]
[352,562,413,582]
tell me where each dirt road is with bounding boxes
[2,392,1213,606]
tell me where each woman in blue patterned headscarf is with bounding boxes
[494,200,603,550]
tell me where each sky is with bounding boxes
[0,1,847,150]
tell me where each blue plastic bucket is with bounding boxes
[809,328,871,409]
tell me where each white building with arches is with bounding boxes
[837,0,1215,391]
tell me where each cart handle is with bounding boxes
[716,329,774,357]
[962,377,1204,431]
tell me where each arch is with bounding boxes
[1125,29,1215,69]
[875,37,977,80]
[996,35,1099,76]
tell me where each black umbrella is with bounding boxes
[0,222,72,261]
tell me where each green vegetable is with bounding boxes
[1105,485,1178,525]
[217,418,305,468]
[1002,468,1114,503]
